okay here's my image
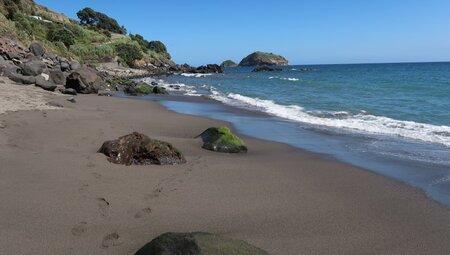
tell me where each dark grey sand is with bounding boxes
[1,94,450,255]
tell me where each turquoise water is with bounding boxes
[133,62,450,206]
[153,62,450,148]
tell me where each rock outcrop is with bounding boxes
[239,51,288,66]
[98,132,186,165]
[198,127,247,153]
[252,66,282,72]
[221,60,238,68]
[134,232,270,255]
[65,67,107,94]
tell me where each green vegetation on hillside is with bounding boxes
[130,34,171,60]
[0,0,174,68]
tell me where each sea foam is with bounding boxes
[209,91,450,147]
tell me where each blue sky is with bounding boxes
[35,0,450,66]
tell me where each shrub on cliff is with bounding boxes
[47,26,75,47]
[114,42,143,67]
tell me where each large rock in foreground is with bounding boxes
[198,127,247,153]
[135,232,270,255]
[65,67,107,94]
[98,132,186,165]
[239,51,288,66]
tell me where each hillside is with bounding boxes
[0,0,174,70]
[239,51,288,66]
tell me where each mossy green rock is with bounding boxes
[198,127,247,153]
[98,132,186,165]
[135,232,270,255]
[135,83,152,94]
[152,85,167,94]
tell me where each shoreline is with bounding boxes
[2,92,450,254]
[120,90,450,209]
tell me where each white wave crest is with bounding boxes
[210,92,450,147]
[180,73,213,78]
[269,76,300,81]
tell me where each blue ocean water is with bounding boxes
[135,62,450,206]
[152,63,450,148]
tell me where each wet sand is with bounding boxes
[1,94,450,255]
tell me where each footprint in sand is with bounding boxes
[71,222,88,236]
[87,162,96,168]
[134,207,152,219]
[92,172,102,179]
[97,198,110,218]
[101,232,122,248]
[78,183,89,193]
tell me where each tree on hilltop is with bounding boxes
[77,7,126,34]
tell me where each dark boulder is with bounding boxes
[198,127,247,153]
[8,73,36,85]
[60,61,70,71]
[152,86,167,94]
[65,67,107,94]
[134,232,270,255]
[4,52,21,61]
[0,60,19,77]
[252,66,282,72]
[49,69,66,85]
[97,90,114,96]
[124,85,138,96]
[29,42,46,57]
[35,76,57,91]
[20,60,47,76]
[69,61,81,70]
[98,132,186,166]
[61,88,77,95]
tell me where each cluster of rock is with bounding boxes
[98,128,246,166]
[116,80,168,96]
[0,41,110,95]
[134,232,270,255]
[252,66,283,72]
[169,63,224,74]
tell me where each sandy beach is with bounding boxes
[1,84,450,255]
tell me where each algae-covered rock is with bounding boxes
[152,86,167,94]
[98,132,186,165]
[135,83,152,94]
[198,127,247,153]
[134,232,270,255]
